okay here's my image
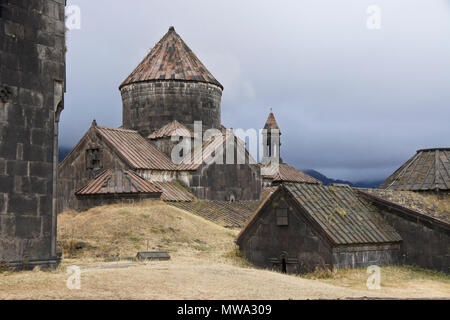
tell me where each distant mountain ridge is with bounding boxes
[303,169,383,189]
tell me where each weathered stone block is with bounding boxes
[7,194,38,215]
[29,161,52,178]
[15,216,41,238]
[0,175,14,193]
[6,160,28,176]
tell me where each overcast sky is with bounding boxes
[62,0,450,182]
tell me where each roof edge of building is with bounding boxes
[416,147,450,153]
[119,78,224,91]
[357,190,450,233]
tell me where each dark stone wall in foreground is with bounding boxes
[0,0,65,269]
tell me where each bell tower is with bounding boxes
[262,111,281,164]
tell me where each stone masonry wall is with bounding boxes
[189,163,261,201]
[332,244,400,269]
[121,80,222,137]
[57,127,130,213]
[238,190,402,273]
[0,0,65,269]
[375,205,450,273]
[238,190,334,273]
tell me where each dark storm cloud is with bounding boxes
[61,0,450,181]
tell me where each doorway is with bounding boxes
[281,258,287,273]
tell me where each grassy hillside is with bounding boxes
[58,201,239,261]
[0,201,447,299]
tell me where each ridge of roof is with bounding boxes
[120,27,223,89]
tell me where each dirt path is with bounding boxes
[1,256,448,300]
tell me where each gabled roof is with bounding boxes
[237,183,402,246]
[380,148,450,192]
[177,130,256,171]
[120,26,222,89]
[264,112,280,131]
[261,162,321,184]
[76,170,162,196]
[151,181,196,202]
[95,126,177,171]
[148,120,192,139]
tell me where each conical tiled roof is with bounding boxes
[120,26,222,89]
[379,148,450,192]
[264,112,280,131]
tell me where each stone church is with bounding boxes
[58,27,265,212]
[58,26,319,213]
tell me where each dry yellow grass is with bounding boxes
[1,257,449,300]
[58,200,238,261]
[0,201,448,300]
[302,265,449,296]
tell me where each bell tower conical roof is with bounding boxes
[120,26,223,89]
[264,112,280,132]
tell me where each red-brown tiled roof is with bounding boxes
[264,112,280,131]
[76,170,162,195]
[261,163,321,184]
[120,26,222,89]
[148,120,192,139]
[96,126,177,171]
[177,131,246,171]
[151,181,196,202]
